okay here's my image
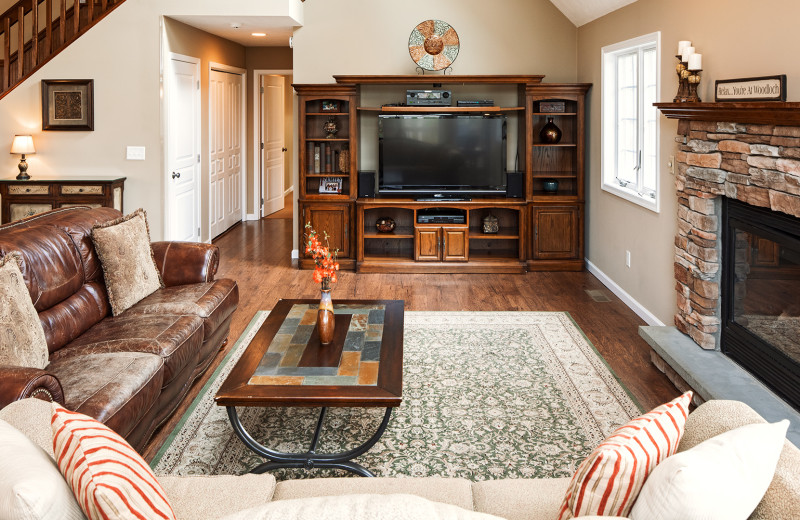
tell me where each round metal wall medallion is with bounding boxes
[408,20,459,71]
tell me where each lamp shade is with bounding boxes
[10,135,35,155]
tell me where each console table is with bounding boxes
[0,177,125,224]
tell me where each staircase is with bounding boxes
[0,0,126,99]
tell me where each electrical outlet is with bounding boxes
[625,250,631,268]
[668,155,675,175]
[126,146,146,160]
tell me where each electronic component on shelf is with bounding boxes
[406,90,452,106]
[416,213,466,224]
[457,100,494,107]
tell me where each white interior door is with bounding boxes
[166,55,200,242]
[261,75,285,216]
[210,69,243,238]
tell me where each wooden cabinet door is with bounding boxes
[532,206,579,260]
[442,227,468,261]
[415,227,441,261]
[302,203,351,258]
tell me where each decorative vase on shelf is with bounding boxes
[323,116,339,139]
[318,286,335,345]
[539,117,562,144]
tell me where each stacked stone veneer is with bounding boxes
[674,119,800,350]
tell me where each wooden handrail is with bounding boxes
[0,0,127,100]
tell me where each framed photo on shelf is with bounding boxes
[318,176,343,194]
[321,100,340,112]
[41,79,94,131]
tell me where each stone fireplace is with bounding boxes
[670,115,800,409]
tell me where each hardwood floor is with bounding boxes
[141,216,679,462]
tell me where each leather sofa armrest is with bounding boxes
[0,366,65,408]
[151,241,220,286]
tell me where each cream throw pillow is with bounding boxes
[91,209,163,315]
[0,252,49,369]
[630,419,790,520]
[0,419,85,520]
[219,493,503,520]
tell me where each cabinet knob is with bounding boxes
[78,188,84,192]
[171,172,181,179]
[281,147,288,152]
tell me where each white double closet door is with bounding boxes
[209,69,243,239]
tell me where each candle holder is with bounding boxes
[674,55,690,102]
[687,69,702,102]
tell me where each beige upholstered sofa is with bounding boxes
[2,397,798,519]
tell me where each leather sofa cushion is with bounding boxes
[0,225,84,312]
[38,281,110,353]
[125,280,238,340]
[50,313,204,387]
[47,352,163,439]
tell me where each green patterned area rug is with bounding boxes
[151,311,641,481]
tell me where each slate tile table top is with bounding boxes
[215,299,404,408]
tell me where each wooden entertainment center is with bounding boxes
[294,75,590,273]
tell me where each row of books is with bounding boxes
[307,142,342,174]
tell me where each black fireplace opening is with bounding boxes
[722,198,800,410]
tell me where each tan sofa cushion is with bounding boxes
[159,474,277,520]
[472,478,571,520]
[680,400,800,520]
[0,397,56,457]
[219,494,502,520]
[273,477,474,512]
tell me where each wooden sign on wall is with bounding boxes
[715,75,786,102]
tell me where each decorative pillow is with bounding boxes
[218,493,504,520]
[556,391,693,519]
[0,252,49,369]
[630,419,789,520]
[0,419,86,520]
[51,403,176,520]
[91,209,163,315]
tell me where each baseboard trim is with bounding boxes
[585,259,664,326]
[245,213,259,221]
[291,249,299,259]
[284,186,294,197]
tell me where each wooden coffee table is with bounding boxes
[215,299,403,477]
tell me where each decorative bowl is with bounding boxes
[542,180,559,193]
[376,217,396,233]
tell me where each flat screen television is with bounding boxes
[378,114,507,197]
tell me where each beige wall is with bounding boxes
[164,18,246,239]
[245,47,294,214]
[577,0,800,325]
[290,0,579,247]
[0,0,300,241]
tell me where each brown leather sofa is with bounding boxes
[0,206,238,451]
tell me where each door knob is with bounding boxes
[281,147,287,152]
[171,172,181,179]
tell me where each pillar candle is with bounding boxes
[688,53,702,71]
[678,40,692,55]
[681,46,695,62]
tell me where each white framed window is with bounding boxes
[601,32,660,212]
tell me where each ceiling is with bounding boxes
[168,15,297,47]
[548,0,638,27]
[170,1,639,48]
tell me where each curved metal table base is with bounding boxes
[227,406,393,477]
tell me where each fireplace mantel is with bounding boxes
[655,102,800,125]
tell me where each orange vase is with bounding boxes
[317,288,335,345]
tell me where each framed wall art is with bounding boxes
[41,79,94,131]
[714,75,786,102]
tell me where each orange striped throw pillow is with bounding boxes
[50,403,176,520]
[556,391,693,520]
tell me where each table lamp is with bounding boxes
[10,135,35,180]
